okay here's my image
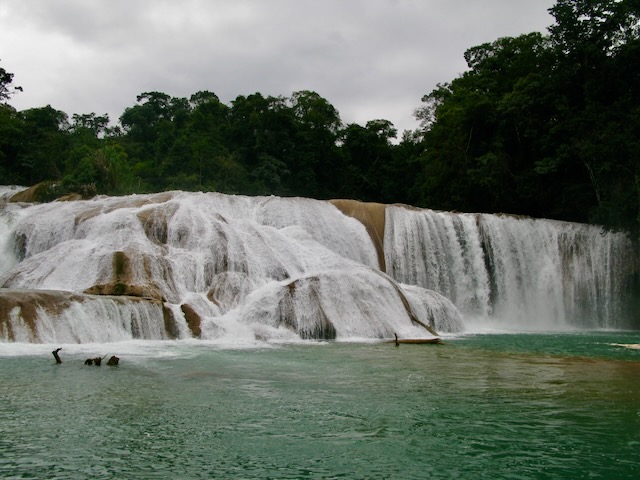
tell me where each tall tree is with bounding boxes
[0,61,24,183]
[119,92,190,190]
[227,93,294,195]
[17,106,69,184]
[0,103,23,183]
[415,33,554,215]
[0,60,22,104]
[289,90,342,198]
[339,119,398,202]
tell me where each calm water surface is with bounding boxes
[1,332,639,479]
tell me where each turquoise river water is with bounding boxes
[1,332,639,479]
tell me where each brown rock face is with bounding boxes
[206,271,255,312]
[329,199,387,272]
[9,182,95,203]
[137,202,179,245]
[162,304,180,339]
[180,304,202,338]
[9,182,58,203]
[277,277,337,340]
[83,282,164,300]
[83,251,166,301]
[0,290,76,341]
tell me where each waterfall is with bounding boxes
[0,187,25,274]
[0,191,444,343]
[0,289,168,343]
[1,189,636,343]
[384,206,638,330]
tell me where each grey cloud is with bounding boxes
[1,0,555,134]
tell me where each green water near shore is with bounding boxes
[1,332,639,479]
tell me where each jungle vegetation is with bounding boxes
[1,0,639,233]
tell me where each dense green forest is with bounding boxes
[1,0,639,233]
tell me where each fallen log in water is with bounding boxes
[387,334,443,345]
[390,338,443,344]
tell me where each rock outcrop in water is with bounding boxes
[0,186,636,343]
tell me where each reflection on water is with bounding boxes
[1,333,639,479]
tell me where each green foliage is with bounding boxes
[414,0,640,233]
[0,104,23,183]
[339,120,400,202]
[64,143,134,194]
[2,2,639,235]
[17,106,70,184]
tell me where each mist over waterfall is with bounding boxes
[0,187,637,344]
[384,206,638,330]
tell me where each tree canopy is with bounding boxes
[1,0,639,234]
[415,0,640,232]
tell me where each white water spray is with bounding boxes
[0,191,444,343]
[384,206,637,330]
[0,190,636,343]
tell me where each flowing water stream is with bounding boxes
[1,334,639,479]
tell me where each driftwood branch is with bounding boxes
[52,348,62,364]
[50,349,120,366]
[387,333,443,345]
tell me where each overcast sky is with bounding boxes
[0,0,556,136]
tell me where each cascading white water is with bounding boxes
[2,293,168,343]
[0,187,26,274]
[0,190,445,343]
[1,189,636,343]
[384,206,638,330]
